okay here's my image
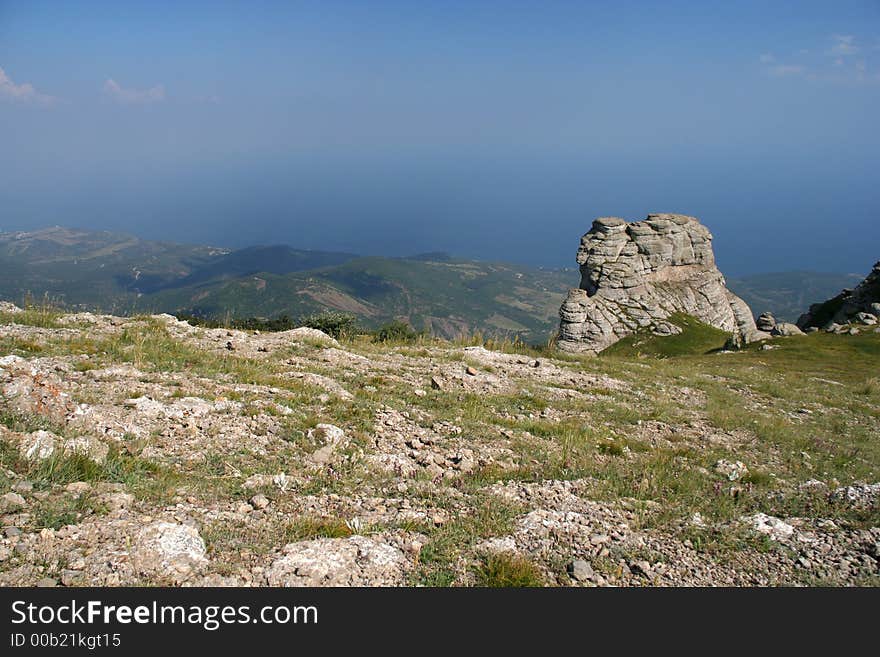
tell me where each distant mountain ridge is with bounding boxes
[0,227,574,341]
[0,226,861,340]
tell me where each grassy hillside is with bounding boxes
[0,227,576,342]
[601,313,731,359]
[0,226,225,312]
[3,227,865,344]
[1,307,877,587]
[145,255,574,341]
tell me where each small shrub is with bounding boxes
[860,377,880,398]
[286,516,354,540]
[372,320,421,344]
[298,311,358,340]
[597,440,625,457]
[473,553,544,587]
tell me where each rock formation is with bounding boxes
[558,214,761,353]
[754,311,804,337]
[797,261,880,330]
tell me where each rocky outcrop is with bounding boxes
[797,262,880,330]
[130,522,208,582]
[265,536,409,586]
[754,312,805,337]
[558,214,761,353]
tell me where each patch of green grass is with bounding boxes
[473,553,545,587]
[416,497,522,586]
[740,470,774,486]
[0,337,44,353]
[0,304,63,328]
[602,313,731,359]
[860,377,880,398]
[32,493,108,530]
[285,516,355,540]
[596,440,626,457]
[0,440,181,505]
[679,525,779,557]
[0,409,59,434]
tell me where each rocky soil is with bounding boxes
[1,306,878,586]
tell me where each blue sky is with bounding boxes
[1,1,878,275]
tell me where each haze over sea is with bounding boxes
[1,1,878,274]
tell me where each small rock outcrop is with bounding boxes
[130,522,208,582]
[558,214,760,353]
[797,262,880,330]
[756,312,776,333]
[266,536,408,586]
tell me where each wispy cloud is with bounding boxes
[768,64,805,77]
[103,78,165,104]
[758,52,805,78]
[759,34,878,84]
[828,34,858,57]
[0,66,57,105]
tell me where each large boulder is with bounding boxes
[797,262,880,330]
[558,214,760,353]
[756,312,776,332]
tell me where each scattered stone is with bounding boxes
[465,366,478,376]
[830,482,880,508]
[60,570,84,586]
[307,424,349,466]
[250,494,270,510]
[234,501,254,514]
[630,560,654,579]
[130,522,208,581]
[771,322,804,337]
[62,435,109,464]
[1,301,876,589]
[747,513,794,541]
[20,430,58,461]
[430,376,443,390]
[279,327,339,347]
[715,459,748,481]
[100,492,133,511]
[567,559,595,582]
[309,423,346,447]
[1,492,27,512]
[294,373,353,400]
